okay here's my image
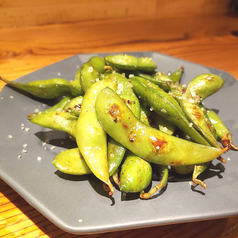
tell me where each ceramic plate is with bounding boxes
[0,52,238,235]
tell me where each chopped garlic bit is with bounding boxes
[22,149,27,153]
[34,109,40,113]
[18,155,22,159]
[1,97,3,99]
[42,142,46,146]
[116,83,124,94]
[161,108,167,113]
[227,157,231,161]
[10,95,14,99]
[189,122,193,127]
[50,146,56,150]
[37,156,42,161]
[150,107,154,111]
[156,146,160,150]
[23,143,27,148]
[57,72,61,76]
[78,219,83,223]
[8,135,13,139]
[129,74,134,78]
[88,66,93,73]
[95,78,100,82]
[25,127,30,132]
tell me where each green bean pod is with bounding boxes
[95,87,228,166]
[76,79,117,195]
[52,148,92,175]
[130,76,210,145]
[120,153,152,193]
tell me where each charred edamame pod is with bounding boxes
[62,96,84,117]
[95,87,228,166]
[130,76,210,146]
[207,109,238,150]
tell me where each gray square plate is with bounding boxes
[0,52,238,235]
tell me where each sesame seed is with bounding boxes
[8,135,13,139]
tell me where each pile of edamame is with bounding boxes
[1,54,237,199]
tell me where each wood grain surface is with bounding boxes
[1,1,238,237]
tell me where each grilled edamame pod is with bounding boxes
[129,76,210,146]
[207,109,238,150]
[95,87,228,166]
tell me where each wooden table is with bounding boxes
[1,3,238,237]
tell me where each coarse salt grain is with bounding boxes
[78,219,83,223]
[35,109,40,113]
[10,96,14,99]
[25,127,30,131]
[161,109,167,113]
[37,156,42,161]
[57,72,61,76]
[22,149,27,153]
[18,155,22,159]
[189,122,193,127]
[50,146,56,150]
[42,142,46,146]
[23,143,27,148]
[8,135,13,139]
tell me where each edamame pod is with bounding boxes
[104,73,141,176]
[28,111,78,137]
[169,67,184,82]
[52,148,92,175]
[120,153,152,193]
[80,56,106,92]
[0,77,72,99]
[185,74,224,103]
[62,96,84,116]
[207,109,238,150]
[140,165,168,199]
[28,96,72,119]
[95,87,228,166]
[104,54,157,72]
[180,100,220,148]
[130,76,210,146]
[76,79,117,195]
